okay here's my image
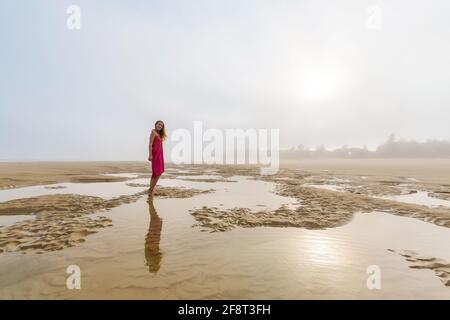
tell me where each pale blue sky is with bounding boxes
[1,0,450,160]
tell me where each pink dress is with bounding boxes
[151,133,165,178]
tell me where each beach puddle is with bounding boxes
[379,191,450,209]
[0,180,149,202]
[304,184,346,192]
[173,175,237,183]
[165,168,194,174]
[177,175,223,180]
[0,173,449,299]
[0,215,35,227]
[102,173,142,179]
[165,175,299,211]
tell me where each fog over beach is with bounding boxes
[0,1,449,301]
[1,0,450,161]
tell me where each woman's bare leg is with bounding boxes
[149,175,161,196]
[149,177,156,195]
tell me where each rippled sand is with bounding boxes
[0,161,449,299]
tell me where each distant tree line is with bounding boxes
[281,134,450,159]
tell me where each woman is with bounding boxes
[148,120,166,196]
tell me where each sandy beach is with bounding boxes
[0,160,449,299]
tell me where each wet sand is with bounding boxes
[0,162,152,189]
[0,160,449,298]
[281,158,450,185]
[388,249,450,287]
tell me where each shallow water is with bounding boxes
[102,173,141,178]
[0,173,232,203]
[0,180,149,202]
[304,184,346,192]
[165,168,192,174]
[175,175,227,180]
[0,215,35,227]
[0,175,449,299]
[380,191,450,209]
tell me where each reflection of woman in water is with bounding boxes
[145,197,163,273]
[148,120,166,197]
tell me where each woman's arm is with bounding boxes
[148,130,156,161]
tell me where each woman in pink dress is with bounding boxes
[148,120,166,196]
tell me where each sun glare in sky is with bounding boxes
[299,65,349,102]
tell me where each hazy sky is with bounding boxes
[1,0,450,160]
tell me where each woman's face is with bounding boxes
[155,122,164,131]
